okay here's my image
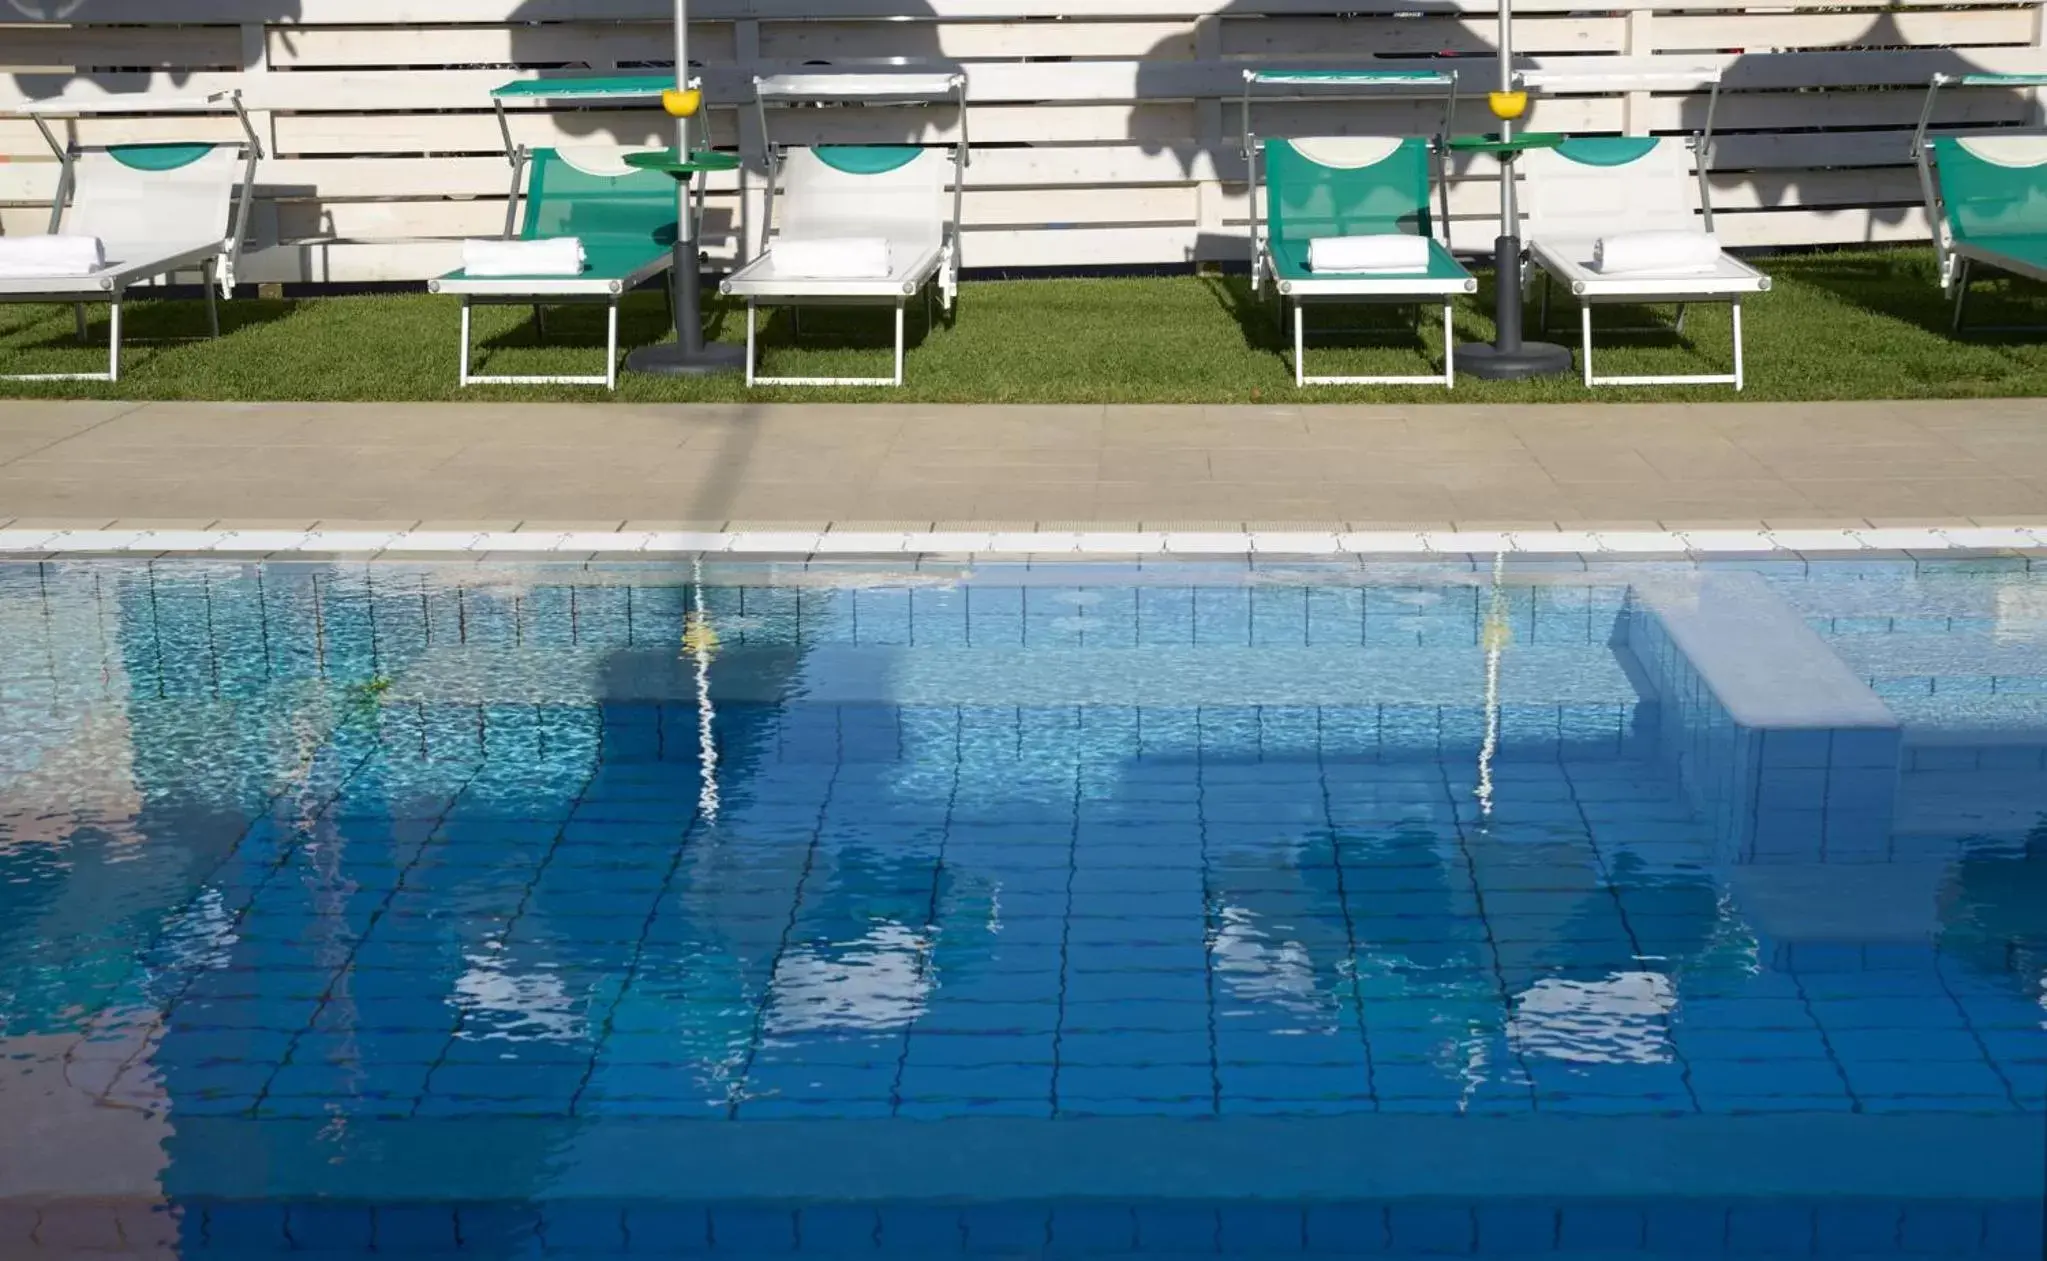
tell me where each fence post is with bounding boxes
[237,21,279,288]
[2033,0,2047,124]
[1623,4,1653,136]
[734,17,764,264]
[1194,12,1224,265]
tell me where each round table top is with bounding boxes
[1446,132,1567,154]
[623,148,742,175]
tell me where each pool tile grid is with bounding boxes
[46,708,2041,1129]
[7,1195,2046,1259]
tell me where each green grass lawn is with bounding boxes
[2,246,2045,404]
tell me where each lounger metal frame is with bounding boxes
[1241,71,1470,387]
[2,91,261,383]
[728,72,969,387]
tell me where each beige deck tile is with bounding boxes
[308,518,422,532]
[3,398,2045,532]
[416,519,522,532]
[5,516,119,530]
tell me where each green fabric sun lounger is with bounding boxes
[430,145,678,390]
[1249,135,1477,387]
[1911,73,2047,332]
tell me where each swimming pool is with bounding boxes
[0,556,2041,1258]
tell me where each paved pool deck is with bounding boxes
[1,397,2045,532]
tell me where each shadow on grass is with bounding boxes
[0,295,296,351]
[1785,247,2047,345]
[1199,271,1444,368]
[1526,275,1701,352]
[741,293,944,361]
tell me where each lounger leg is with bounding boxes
[1673,303,1687,337]
[1442,302,1454,389]
[1951,259,1974,334]
[534,305,548,341]
[1293,303,1306,389]
[745,300,758,389]
[1731,301,1745,393]
[107,299,122,384]
[459,300,473,388]
[893,300,906,387]
[73,304,88,343]
[1580,304,1594,390]
[605,299,620,393]
[1538,271,1551,334]
[203,260,221,339]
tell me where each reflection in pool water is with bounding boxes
[0,559,2042,1257]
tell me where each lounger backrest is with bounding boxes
[1929,134,2047,242]
[63,143,240,247]
[1521,136,1696,239]
[521,147,679,252]
[775,146,948,252]
[1262,136,1436,243]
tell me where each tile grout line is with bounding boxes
[0,399,155,470]
[0,525,2042,557]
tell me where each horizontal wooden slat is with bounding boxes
[1654,7,2038,52]
[17,0,2034,21]
[11,52,2046,122]
[0,24,242,69]
[761,19,1195,60]
[1221,16,1623,57]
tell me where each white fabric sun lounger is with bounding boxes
[720,72,968,387]
[0,92,261,383]
[1518,67,1768,390]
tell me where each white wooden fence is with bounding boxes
[4,0,2047,283]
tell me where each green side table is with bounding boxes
[1447,132,1572,380]
[621,148,746,377]
[1445,132,1567,156]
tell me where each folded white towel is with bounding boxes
[461,237,586,278]
[770,237,893,280]
[0,234,106,278]
[1592,230,1723,276]
[1307,234,1430,274]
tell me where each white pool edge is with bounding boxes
[0,525,2042,558]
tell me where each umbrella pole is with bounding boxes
[625,0,745,376]
[1453,0,1570,380]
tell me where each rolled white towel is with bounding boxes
[1306,234,1431,274]
[770,237,893,280]
[1592,230,1723,276]
[0,234,105,278]
[461,237,586,278]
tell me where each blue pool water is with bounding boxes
[0,557,2042,1258]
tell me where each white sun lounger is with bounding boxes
[1518,66,1768,390]
[0,92,261,383]
[720,72,968,387]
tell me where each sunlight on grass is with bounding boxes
[2,247,2045,405]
